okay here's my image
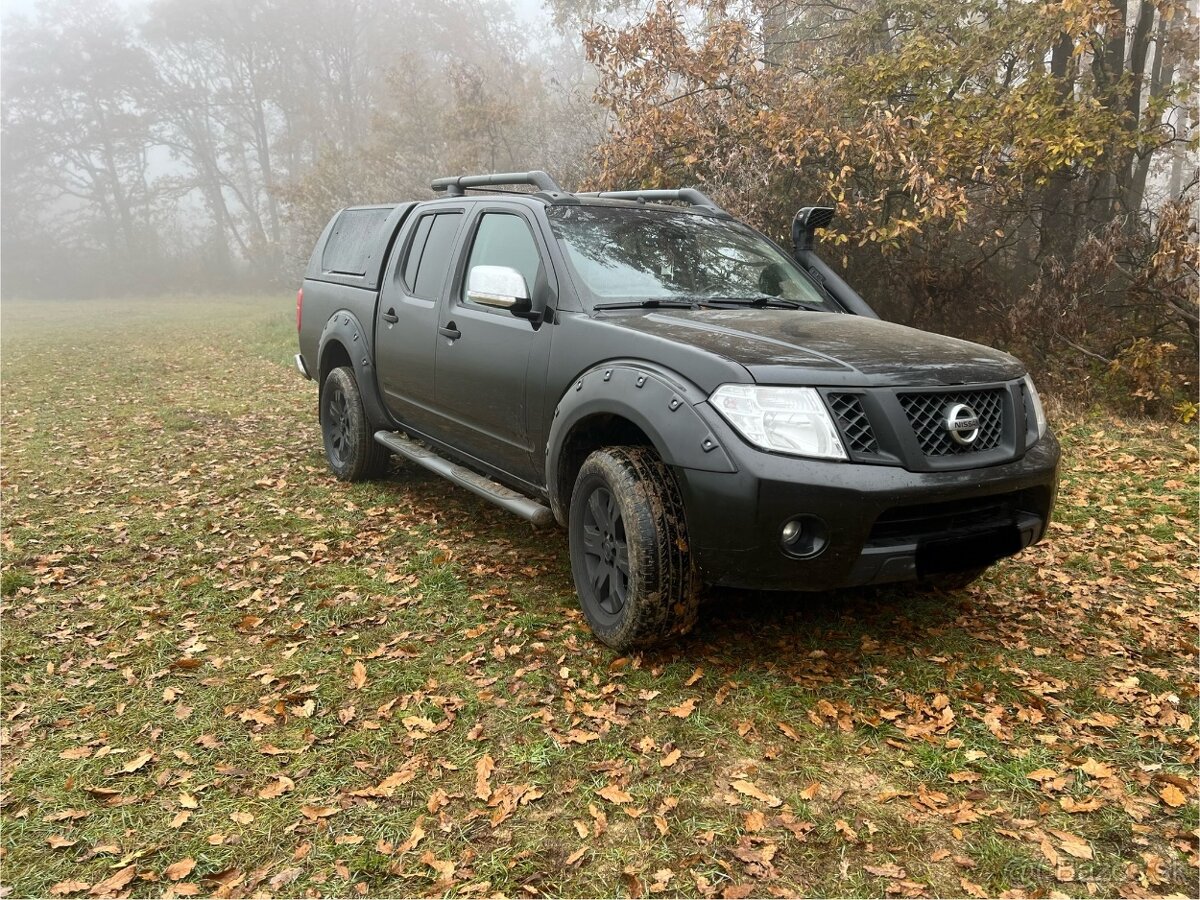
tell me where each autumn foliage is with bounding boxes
[584,0,1198,417]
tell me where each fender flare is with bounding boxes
[317,310,392,428]
[545,361,737,523]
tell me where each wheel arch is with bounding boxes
[546,361,737,526]
[317,310,391,428]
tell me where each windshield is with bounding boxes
[546,205,837,310]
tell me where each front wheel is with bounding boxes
[320,366,389,481]
[568,446,699,650]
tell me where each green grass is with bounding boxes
[1,294,1196,898]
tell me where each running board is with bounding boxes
[374,430,554,527]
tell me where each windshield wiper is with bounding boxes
[592,299,700,311]
[701,296,825,311]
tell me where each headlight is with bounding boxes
[1023,374,1047,440]
[709,384,846,460]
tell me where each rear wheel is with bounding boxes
[320,366,389,481]
[569,446,699,650]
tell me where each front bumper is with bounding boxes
[675,417,1060,591]
[295,353,312,380]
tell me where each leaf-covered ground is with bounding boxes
[1,295,1196,899]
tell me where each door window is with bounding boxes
[462,213,542,307]
[400,212,462,300]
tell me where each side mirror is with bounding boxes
[791,206,835,254]
[466,265,532,314]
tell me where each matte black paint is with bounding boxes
[297,189,1060,591]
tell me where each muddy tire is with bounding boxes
[320,366,389,481]
[568,446,699,650]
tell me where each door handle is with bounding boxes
[382,308,399,324]
[439,324,461,340]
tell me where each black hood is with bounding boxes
[600,309,1025,388]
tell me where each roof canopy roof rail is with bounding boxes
[431,170,568,199]
[574,188,731,218]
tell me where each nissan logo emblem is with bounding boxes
[945,402,980,445]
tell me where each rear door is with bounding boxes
[376,207,465,430]
[433,204,555,482]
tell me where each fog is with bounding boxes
[1,0,606,298]
[1,0,1195,410]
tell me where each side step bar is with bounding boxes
[374,431,554,527]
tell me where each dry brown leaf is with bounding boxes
[229,810,254,825]
[120,750,153,774]
[1159,784,1187,808]
[165,858,196,881]
[49,880,90,897]
[743,809,766,832]
[1078,758,1114,779]
[799,782,821,801]
[59,747,92,760]
[864,863,906,878]
[258,775,295,800]
[47,835,77,849]
[351,660,367,690]
[776,722,801,742]
[420,850,455,881]
[660,749,682,769]
[731,779,782,808]
[397,815,426,853]
[666,698,697,719]
[474,754,495,801]
[88,864,137,897]
[268,868,303,891]
[597,784,633,804]
[299,804,338,820]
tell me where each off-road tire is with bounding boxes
[568,446,699,650]
[916,566,987,592]
[320,366,389,481]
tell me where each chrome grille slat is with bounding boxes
[898,389,1005,456]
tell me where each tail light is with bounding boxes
[296,287,303,332]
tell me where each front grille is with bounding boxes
[826,393,879,455]
[898,389,1004,456]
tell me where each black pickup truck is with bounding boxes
[295,171,1058,650]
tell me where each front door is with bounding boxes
[433,206,554,483]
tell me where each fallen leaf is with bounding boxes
[47,835,77,849]
[49,881,89,897]
[269,868,302,890]
[1159,784,1187,808]
[597,784,633,804]
[731,780,782,808]
[1078,758,1114,779]
[666,698,696,718]
[660,749,682,769]
[165,858,196,881]
[300,804,338,820]
[351,660,367,690]
[88,864,136,896]
[864,863,906,878]
[120,750,153,774]
[258,776,295,799]
[474,754,495,802]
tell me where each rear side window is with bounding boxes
[322,207,392,276]
[402,212,462,300]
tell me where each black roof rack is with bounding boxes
[574,188,730,218]
[431,170,566,198]
[429,172,730,217]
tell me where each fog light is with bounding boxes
[781,520,802,545]
[778,514,829,559]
